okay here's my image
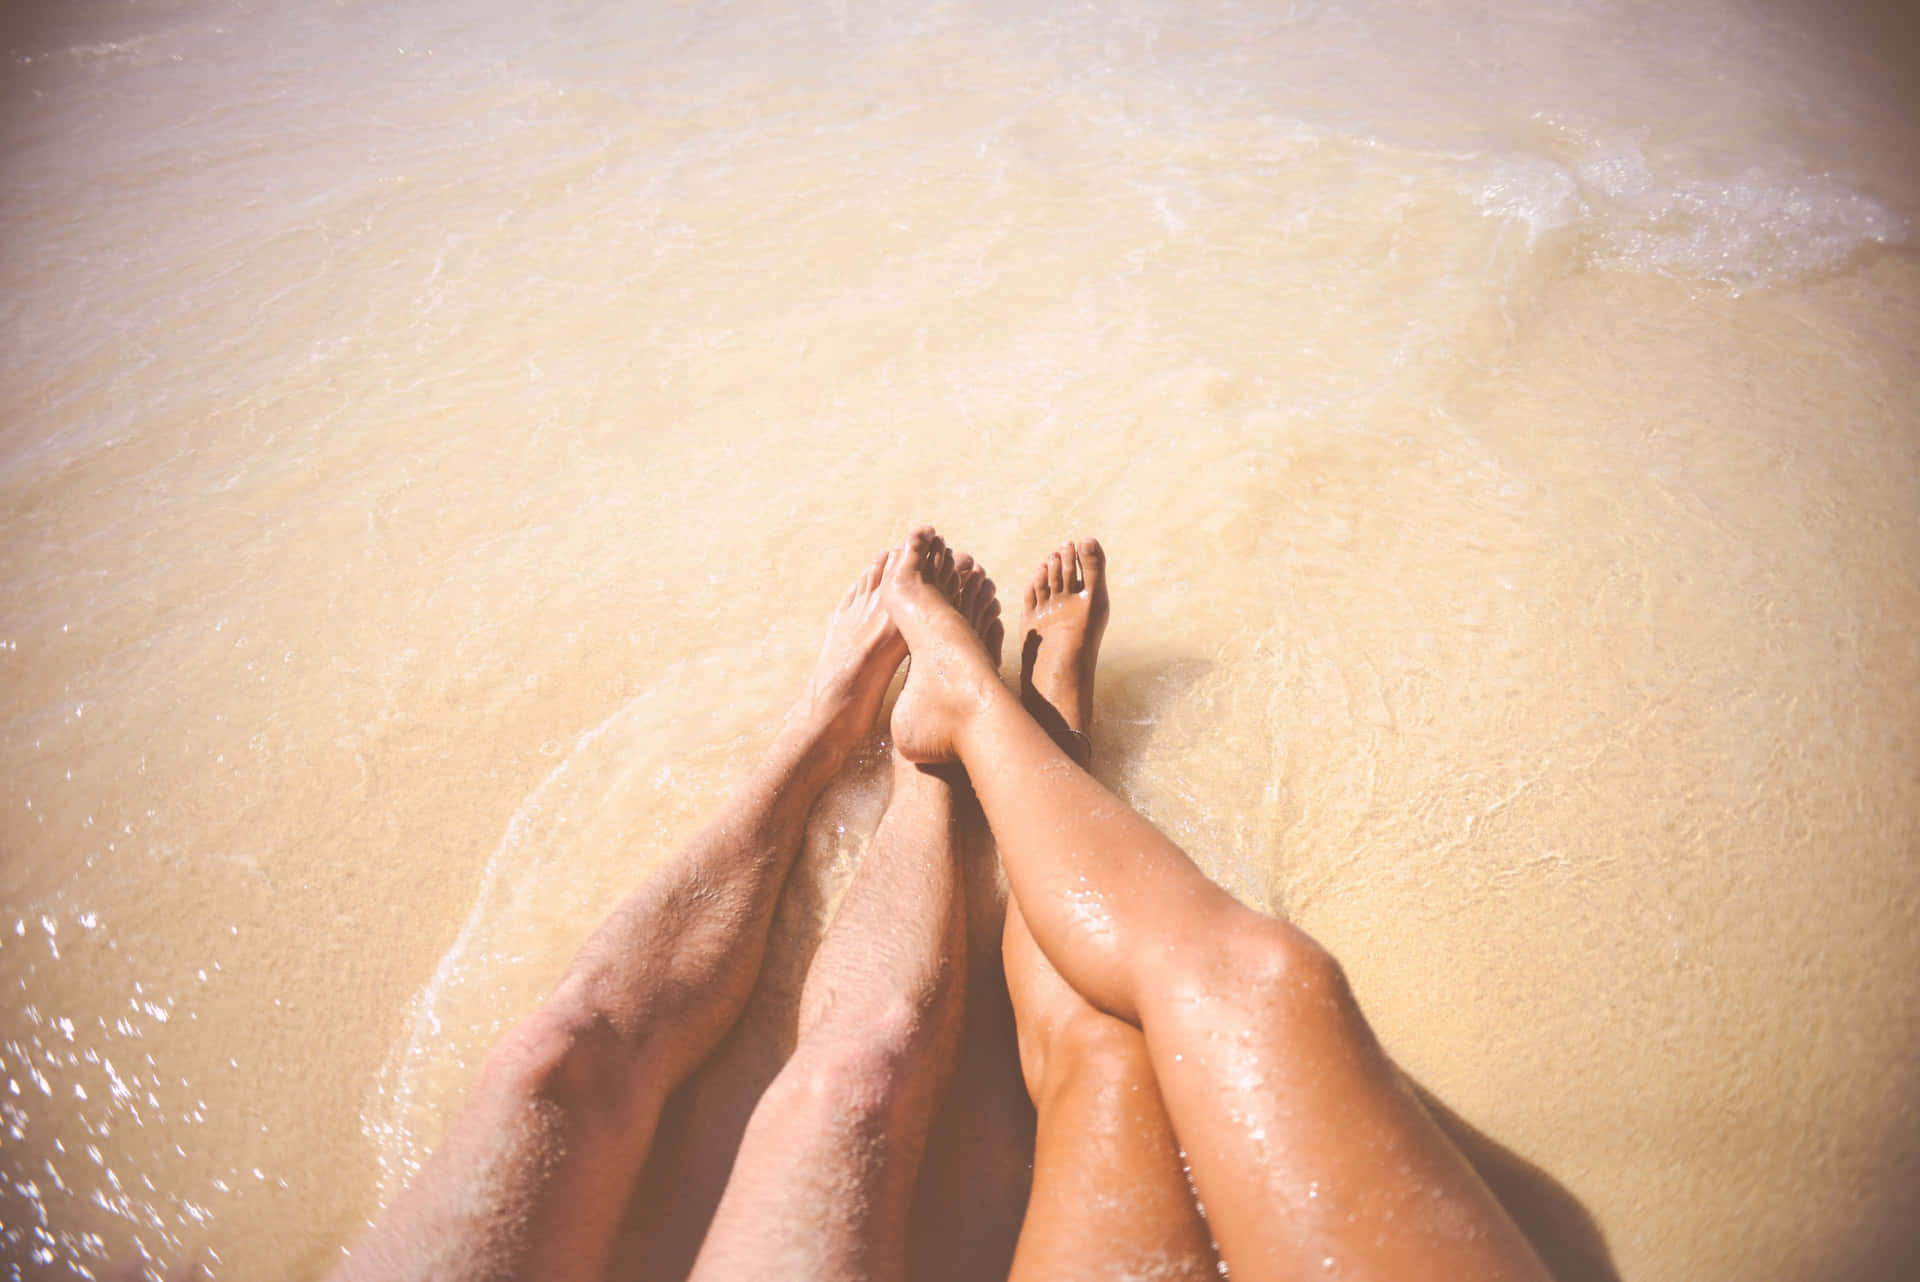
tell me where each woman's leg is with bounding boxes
[689,552,1002,1282]
[882,528,1550,1282]
[1003,540,1217,1282]
[333,553,909,1282]
[1005,900,1218,1282]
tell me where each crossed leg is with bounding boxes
[332,554,909,1282]
[1003,539,1218,1282]
[882,527,1552,1282]
[689,550,1004,1282]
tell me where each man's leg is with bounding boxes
[689,551,1002,1282]
[333,553,909,1282]
[1002,542,1218,1282]
[882,528,1551,1282]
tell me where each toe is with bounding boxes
[859,551,887,597]
[973,581,999,632]
[904,527,940,580]
[1047,550,1066,596]
[956,561,982,618]
[1075,537,1106,588]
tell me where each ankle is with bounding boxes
[769,709,860,788]
[1054,727,1092,767]
[888,751,959,806]
[950,675,1023,764]
[1014,690,1092,767]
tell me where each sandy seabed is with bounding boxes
[2,1,1917,1279]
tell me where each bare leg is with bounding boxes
[903,809,1034,1282]
[333,554,908,1282]
[1004,901,1218,1282]
[882,528,1550,1282]
[1003,540,1218,1282]
[690,552,1002,1282]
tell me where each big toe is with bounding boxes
[1072,537,1106,593]
[891,527,948,594]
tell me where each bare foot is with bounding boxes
[882,528,1011,765]
[795,550,910,760]
[888,550,1005,796]
[1004,540,1108,1087]
[952,551,1007,672]
[1018,539,1108,762]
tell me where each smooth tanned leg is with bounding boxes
[332,553,908,1282]
[1003,540,1217,1282]
[1006,898,1219,1282]
[882,527,1551,1282]
[690,551,1003,1282]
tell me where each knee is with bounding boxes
[772,1001,925,1130]
[1165,913,1360,1033]
[481,983,641,1132]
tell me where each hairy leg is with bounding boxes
[689,551,1003,1282]
[904,816,1034,1282]
[882,527,1549,1282]
[333,554,908,1282]
[1003,541,1218,1282]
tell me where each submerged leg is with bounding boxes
[1003,541,1217,1282]
[690,552,1002,1282]
[882,527,1550,1282]
[333,553,908,1282]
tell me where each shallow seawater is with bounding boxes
[2,0,1917,1278]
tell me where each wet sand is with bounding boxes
[2,1,1917,1278]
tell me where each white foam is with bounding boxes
[1472,154,1584,246]
[1592,160,1906,290]
[1466,134,1906,291]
